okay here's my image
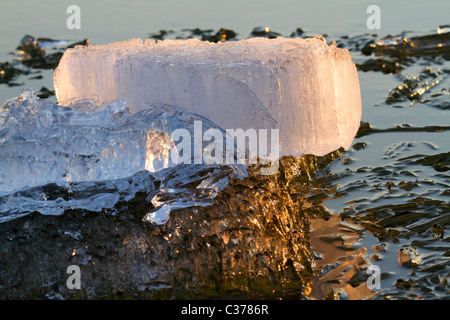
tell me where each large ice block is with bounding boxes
[54,37,362,157]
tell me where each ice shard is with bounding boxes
[54,37,362,157]
[0,89,247,221]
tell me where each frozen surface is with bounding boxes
[0,89,242,222]
[54,37,362,157]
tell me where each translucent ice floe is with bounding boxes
[0,89,245,223]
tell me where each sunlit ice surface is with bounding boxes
[0,89,246,223]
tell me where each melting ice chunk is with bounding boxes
[0,89,242,193]
[54,37,362,157]
[0,89,243,222]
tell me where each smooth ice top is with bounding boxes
[54,37,362,157]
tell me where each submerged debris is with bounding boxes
[0,35,88,90]
[356,58,404,74]
[374,31,450,58]
[16,35,87,70]
[250,27,282,39]
[0,62,27,84]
